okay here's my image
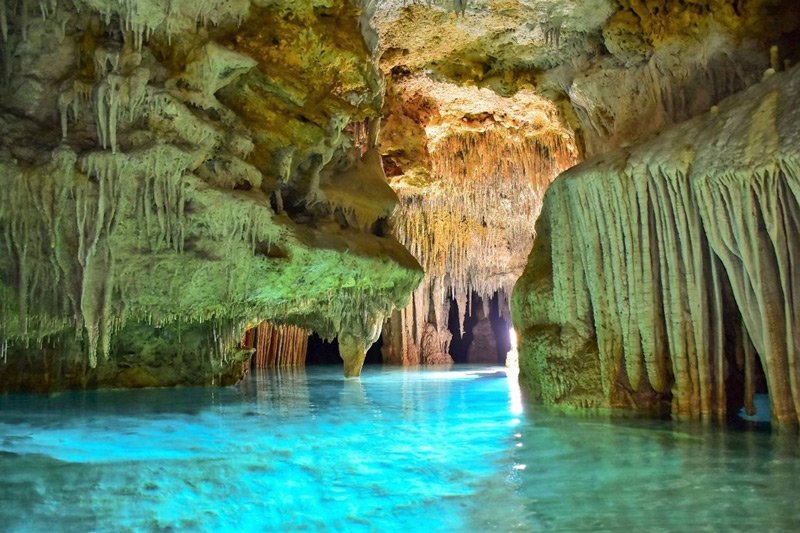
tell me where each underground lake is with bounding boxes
[1,365,799,531]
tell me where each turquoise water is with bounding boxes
[1,366,799,531]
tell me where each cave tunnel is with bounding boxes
[447,291,512,365]
[304,335,341,366]
[725,330,771,425]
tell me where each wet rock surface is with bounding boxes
[513,66,800,424]
[0,0,422,388]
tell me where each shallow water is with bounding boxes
[0,366,799,532]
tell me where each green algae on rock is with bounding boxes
[512,65,800,424]
[0,0,421,389]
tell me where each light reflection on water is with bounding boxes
[0,365,798,531]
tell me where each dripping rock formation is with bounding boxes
[1,0,799,402]
[0,0,421,390]
[368,0,798,367]
[379,79,577,366]
[513,65,800,424]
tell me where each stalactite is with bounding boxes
[20,0,29,42]
[571,43,762,157]
[0,140,198,367]
[391,125,577,362]
[37,0,57,20]
[81,145,188,253]
[0,0,8,42]
[0,0,419,382]
[544,22,562,47]
[244,321,310,368]
[345,118,370,157]
[514,67,800,424]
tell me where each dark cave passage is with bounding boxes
[304,334,341,366]
[365,336,384,365]
[447,299,475,364]
[447,291,512,365]
[304,334,383,366]
[726,335,771,424]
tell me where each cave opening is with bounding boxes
[725,332,771,425]
[709,274,773,425]
[304,334,341,366]
[447,297,475,364]
[447,291,512,365]
[365,336,384,365]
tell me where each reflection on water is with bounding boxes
[0,366,799,531]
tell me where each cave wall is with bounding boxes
[512,65,800,423]
[549,0,800,157]
[0,0,422,389]
[367,0,799,367]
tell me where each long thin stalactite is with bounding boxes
[388,126,577,363]
[243,322,310,369]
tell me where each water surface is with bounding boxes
[1,366,798,531]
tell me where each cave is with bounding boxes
[2,0,800,530]
[447,291,513,365]
[305,334,343,366]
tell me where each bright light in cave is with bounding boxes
[507,328,524,416]
[509,377,524,416]
[507,327,520,374]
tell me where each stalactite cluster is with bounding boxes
[242,321,310,368]
[388,122,577,364]
[513,66,800,424]
[0,0,422,388]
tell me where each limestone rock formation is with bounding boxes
[367,0,797,366]
[370,0,799,157]
[2,0,799,393]
[243,321,310,369]
[376,54,578,367]
[370,1,593,365]
[380,80,577,365]
[0,0,422,389]
[513,65,800,424]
